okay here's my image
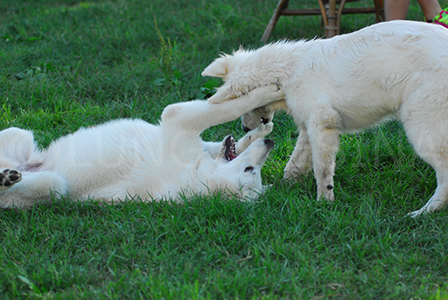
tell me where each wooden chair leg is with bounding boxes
[374,0,385,22]
[335,0,348,36]
[261,0,290,43]
[261,0,384,41]
[326,0,338,37]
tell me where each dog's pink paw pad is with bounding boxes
[0,169,22,190]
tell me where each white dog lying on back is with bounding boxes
[202,20,448,217]
[0,85,285,209]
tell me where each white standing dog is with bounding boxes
[202,21,448,216]
[0,85,285,209]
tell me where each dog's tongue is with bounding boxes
[228,149,236,161]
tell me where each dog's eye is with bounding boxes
[244,166,254,173]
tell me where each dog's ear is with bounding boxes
[202,56,229,78]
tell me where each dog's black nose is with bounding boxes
[261,117,270,124]
[264,139,274,147]
[243,126,251,133]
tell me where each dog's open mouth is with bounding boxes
[224,136,237,161]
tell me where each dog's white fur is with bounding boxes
[0,85,285,209]
[202,20,448,217]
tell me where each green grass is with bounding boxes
[2,0,448,298]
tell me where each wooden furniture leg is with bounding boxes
[261,0,291,43]
[261,0,384,42]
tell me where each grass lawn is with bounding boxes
[2,0,448,298]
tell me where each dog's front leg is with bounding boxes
[284,123,313,180]
[202,121,274,158]
[235,121,274,155]
[307,106,341,201]
[161,85,285,133]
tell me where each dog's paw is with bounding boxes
[407,210,421,218]
[249,85,285,103]
[256,121,274,134]
[0,169,22,191]
[284,164,304,181]
[261,121,274,134]
[248,121,274,139]
[408,202,434,218]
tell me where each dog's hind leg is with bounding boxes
[284,124,313,180]
[400,91,448,216]
[0,170,68,209]
[404,124,448,217]
[0,128,38,166]
[407,141,448,217]
[409,176,448,217]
